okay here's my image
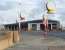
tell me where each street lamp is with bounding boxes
[17,1,25,42]
[16,1,22,42]
[43,0,56,38]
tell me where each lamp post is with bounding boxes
[43,0,56,39]
[16,0,22,42]
[18,1,22,33]
[17,1,25,42]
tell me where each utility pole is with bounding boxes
[42,1,48,39]
[43,0,56,39]
[16,0,22,42]
[17,1,25,42]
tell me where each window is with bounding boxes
[32,24,37,31]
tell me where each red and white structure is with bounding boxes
[43,15,48,32]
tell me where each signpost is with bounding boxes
[17,1,25,42]
[43,0,56,39]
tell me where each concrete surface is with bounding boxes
[5,31,65,50]
[0,31,13,50]
[0,31,20,50]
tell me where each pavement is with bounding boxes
[5,31,65,50]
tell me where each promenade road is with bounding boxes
[6,31,65,50]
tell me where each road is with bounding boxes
[6,31,65,50]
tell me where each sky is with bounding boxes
[0,0,65,26]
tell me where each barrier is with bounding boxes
[0,31,13,50]
[13,31,20,42]
[0,31,20,50]
[28,28,32,32]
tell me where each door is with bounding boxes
[32,24,37,31]
[40,24,45,31]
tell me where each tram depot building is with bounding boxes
[4,19,60,32]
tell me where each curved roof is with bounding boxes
[4,19,60,26]
[26,19,59,24]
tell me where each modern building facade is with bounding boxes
[4,19,60,31]
[27,19,60,31]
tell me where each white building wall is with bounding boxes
[28,23,32,30]
[28,22,58,31]
[28,23,41,31]
[0,25,5,30]
[37,23,40,31]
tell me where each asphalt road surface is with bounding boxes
[6,31,65,50]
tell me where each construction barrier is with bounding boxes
[13,31,20,42]
[28,28,32,32]
[0,31,20,50]
[0,31,13,50]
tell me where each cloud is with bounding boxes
[0,0,65,26]
[16,0,46,21]
[47,0,65,26]
[0,0,17,24]
[0,1,16,11]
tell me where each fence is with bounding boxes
[0,30,20,50]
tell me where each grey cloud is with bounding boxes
[59,16,65,21]
[0,1,16,11]
[56,8,65,21]
[29,8,43,18]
